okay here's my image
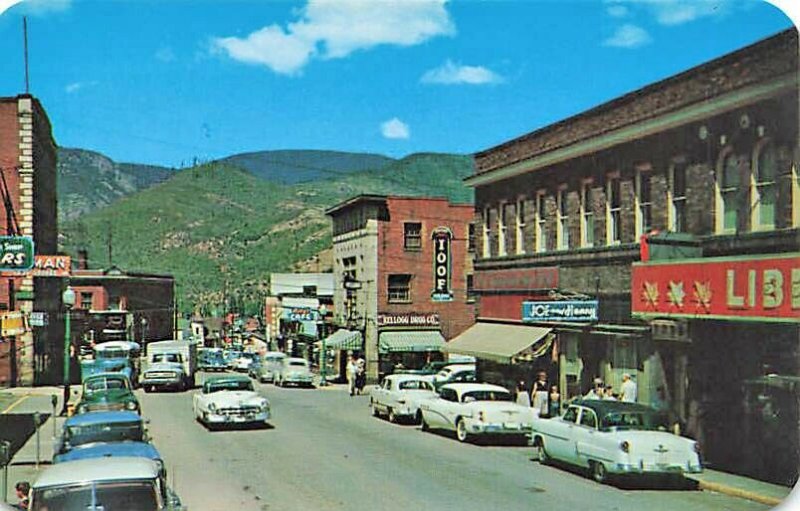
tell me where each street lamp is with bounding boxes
[61,286,76,415]
[319,304,328,387]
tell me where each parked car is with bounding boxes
[530,399,703,484]
[250,351,286,383]
[29,457,183,510]
[275,357,314,387]
[223,350,243,369]
[75,373,140,415]
[394,361,450,376]
[198,348,227,372]
[424,364,476,389]
[232,352,257,373]
[370,374,436,424]
[193,374,271,429]
[419,383,535,443]
[54,411,148,461]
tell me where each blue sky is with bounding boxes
[0,0,795,167]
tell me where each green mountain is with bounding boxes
[57,148,174,220]
[217,149,396,184]
[59,152,475,315]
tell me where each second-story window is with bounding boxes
[670,162,687,232]
[536,192,546,253]
[481,208,490,258]
[498,203,508,256]
[468,223,476,253]
[515,199,526,255]
[466,274,476,303]
[387,274,412,303]
[404,222,422,250]
[718,151,740,233]
[754,143,776,230]
[636,169,652,237]
[81,292,93,310]
[556,188,569,250]
[581,182,594,247]
[607,174,621,244]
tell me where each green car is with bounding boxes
[74,373,141,415]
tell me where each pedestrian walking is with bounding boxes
[515,381,531,407]
[548,385,561,417]
[620,373,637,402]
[346,356,358,396]
[14,481,30,510]
[531,371,549,417]
[355,354,366,395]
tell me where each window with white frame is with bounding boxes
[498,203,508,256]
[669,162,687,232]
[580,181,594,247]
[403,222,422,250]
[607,175,621,244]
[387,274,412,303]
[556,188,569,250]
[467,223,476,253]
[718,152,740,233]
[753,142,777,230]
[536,192,546,252]
[635,169,652,237]
[481,207,490,258]
[515,198,526,255]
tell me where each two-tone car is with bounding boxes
[193,374,271,429]
[530,399,702,484]
[74,373,141,415]
[370,374,436,424]
[419,383,535,443]
[275,357,314,388]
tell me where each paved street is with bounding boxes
[137,373,770,511]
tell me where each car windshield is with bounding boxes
[66,421,144,447]
[600,410,668,431]
[437,368,453,377]
[461,390,512,403]
[85,378,129,392]
[399,380,431,390]
[207,380,253,393]
[152,353,180,363]
[32,481,159,511]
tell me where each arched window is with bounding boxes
[754,142,777,230]
[718,151,740,233]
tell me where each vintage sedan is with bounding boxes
[530,399,702,484]
[54,411,148,461]
[74,373,140,415]
[275,357,314,387]
[250,351,287,383]
[370,374,436,424]
[424,364,477,389]
[419,383,536,443]
[198,348,227,372]
[193,375,271,429]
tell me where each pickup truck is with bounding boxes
[141,340,197,392]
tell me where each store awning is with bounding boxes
[379,331,446,354]
[443,323,553,364]
[319,329,362,350]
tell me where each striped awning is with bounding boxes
[443,322,553,364]
[319,329,362,350]
[379,330,446,354]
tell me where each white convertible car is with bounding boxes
[370,374,436,424]
[419,383,536,442]
[193,374,271,429]
[531,399,702,484]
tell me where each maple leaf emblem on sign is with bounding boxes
[641,281,659,308]
[693,281,713,312]
[667,281,685,308]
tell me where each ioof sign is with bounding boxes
[431,228,453,302]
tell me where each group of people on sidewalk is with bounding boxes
[346,354,366,396]
[514,371,639,418]
[583,373,638,403]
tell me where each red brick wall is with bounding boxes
[0,101,23,310]
[479,293,548,321]
[377,197,476,340]
[71,285,109,311]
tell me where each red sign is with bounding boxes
[632,253,799,322]
[474,267,558,292]
[33,255,71,277]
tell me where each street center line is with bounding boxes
[2,394,29,414]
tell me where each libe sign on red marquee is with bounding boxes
[632,253,799,323]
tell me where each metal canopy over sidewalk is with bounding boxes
[443,322,553,363]
[379,331,446,353]
[319,329,362,350]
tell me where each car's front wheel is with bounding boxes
[591,461,608,484]
[420,415,430,432]
[534,439,550,465]
[388,408,397,423]
[456,418,470,443]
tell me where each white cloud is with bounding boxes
[420,60,503,85]
[212,0,455,75]
[380,118,410,139]
[611,0,731,26]
[606,4,629,17]
[155,47,176,63]
[5,0,70,16]
[603,24,652,48]
[0,0,23,16]
[65,80,97,94]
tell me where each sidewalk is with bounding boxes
[686,468,796,507]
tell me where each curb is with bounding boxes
[695,479,784,507]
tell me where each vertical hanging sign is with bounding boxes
[431,227,453,302]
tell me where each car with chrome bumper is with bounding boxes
[275,357,314,387]
[141,352,188,392]
[530,399,702,484]
[193,374,271,429]
[419,383,535,442]
[250,351,286,383]
[370,374,436,424]
[74,373,140,415]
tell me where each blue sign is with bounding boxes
[522,300,599,322]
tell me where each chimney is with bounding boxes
[78,249,89,270]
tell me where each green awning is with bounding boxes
[379,330,446,354]
[319,329,362,350]
[443,322,553,364]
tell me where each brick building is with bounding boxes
[451,29,798,484]
[0,95,63,387]
[326,195,476,381]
